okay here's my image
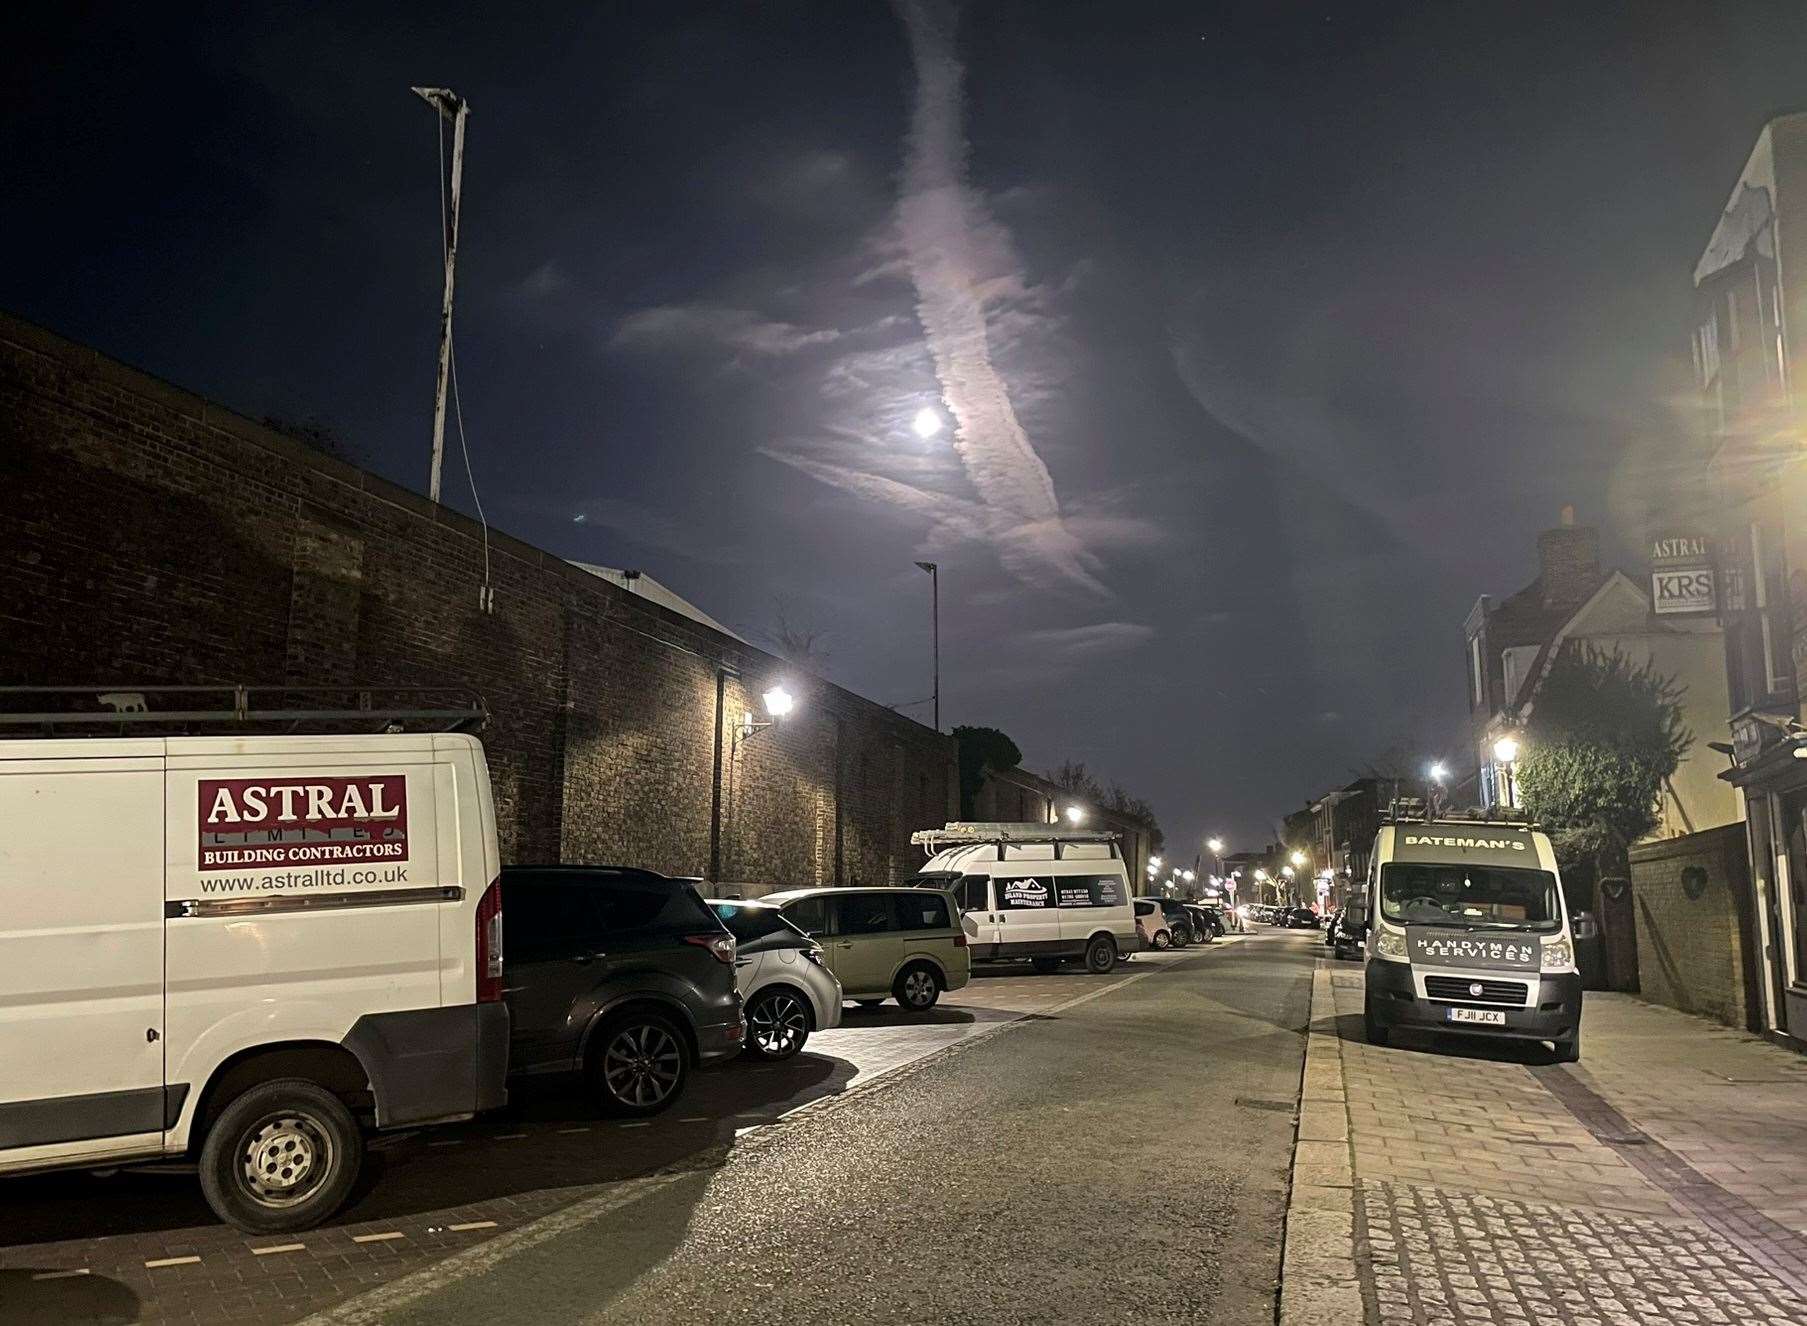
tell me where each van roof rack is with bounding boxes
[0,685,488,736]
[1382,798,1537,829]
[910,821,1121,851]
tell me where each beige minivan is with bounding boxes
[762,886,971,1011]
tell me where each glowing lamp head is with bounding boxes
[1289,851,1306,867]
[1207,837,1224,854]
[912,407,943,439]
[1428,761,1449,782]
[1493,736,1520,764]
[762,685,796,719]
[1064,805,1085,826]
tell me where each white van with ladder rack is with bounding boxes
[0,685,510,1231]
[907,822,1139,974]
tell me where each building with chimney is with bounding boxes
[1689,111,1807,1042]
[1460,508,1736,838]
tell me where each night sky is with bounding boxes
[6,2,1806,855]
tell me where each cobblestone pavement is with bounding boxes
[1361,1181,1807,1325]
[0,946,1221,1326]
[1317,959,1807,1325]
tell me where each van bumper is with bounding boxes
[1364,961,1583,1042]
[344,1002,511,1127]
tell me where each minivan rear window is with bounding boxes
[895,893,951,931]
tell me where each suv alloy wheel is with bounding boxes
[589,1011,688,1116]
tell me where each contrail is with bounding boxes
[894,0,1107,596]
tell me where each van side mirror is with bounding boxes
[1570,911,1599,941]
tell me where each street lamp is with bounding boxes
[1289,850,1306,869]
[1281,865,1295,879]
[1493,735,1521,808]
[1428,761,1448,783]
[1150,856,1163,870]
[914,561,939,731]
[1064,805,1085,826]
[736,682,799,749]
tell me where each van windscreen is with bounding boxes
[1379,863,1560,932]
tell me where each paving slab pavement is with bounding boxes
[1282,957,1807,1325]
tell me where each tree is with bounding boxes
[1516,644,1692,873]
[763,595,831,675]
[1049,760,1165,854]
[952,726,1022,819]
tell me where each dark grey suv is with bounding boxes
[502,866,744,1116]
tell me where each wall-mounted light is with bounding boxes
[1064,805,1085,825]
[736,682,800,749]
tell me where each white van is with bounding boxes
[0,694,509,1232]
[1362,811,1583,1061]
[907,823,1139,974]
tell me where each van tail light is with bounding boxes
[685,933,737,965]
[475,878,505,1002]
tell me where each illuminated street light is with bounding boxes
[1207,837,1224,854]
[1428,761,1448,782]
[1182,869,1195,882]
[1281,865,1295,879]
[1150,856,1163,870]
[1254,869,1268,882]
[1493,736,1520,764]
[1289,850,1306,868]
[912,407,943,439]
[1064,805,1085,826]
[737,682,800,749]
[762,685,795,718]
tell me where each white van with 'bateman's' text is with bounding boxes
[0,688,509,1232]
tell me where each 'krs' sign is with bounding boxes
[1652,568,1714,615]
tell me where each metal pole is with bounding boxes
[414,87,468,505]
[931,563,939,732]
[915,561,940,731]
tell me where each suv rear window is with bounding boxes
[895,893,951,931]
[711,901,803,944]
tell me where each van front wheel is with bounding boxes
[199,1079,363,1234]
[1553,1031,1581,1064]
[1363,997,1390,1047]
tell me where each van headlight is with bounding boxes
[1374,928,1407,961]
[1541,937,1574,972]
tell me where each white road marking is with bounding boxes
[618,1121,651,1129]
[144,1256,201,1269]
[494,1133,527,1140]
[351,1231,405,1244]
[556,1127,590,1134]
[31,1269,91,1280]
[446,1221,498,1232]
[251,1243,306,1256]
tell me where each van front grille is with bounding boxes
[1423,976,1529,1006]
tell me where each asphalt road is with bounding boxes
[336,929,1319,1326]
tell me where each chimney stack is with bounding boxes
[1537,506,1600,611]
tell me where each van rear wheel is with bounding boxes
[1084,935,1116,974]
[199,1079,363,1234]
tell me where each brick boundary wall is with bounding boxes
[0,311,955,887]
[1628,824,1759,1031]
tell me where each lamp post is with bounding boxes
[914,561,939,731]
[1493,735,1521,808]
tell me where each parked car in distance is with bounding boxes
[503,866,743,1117]
[1332,899,1368,960]
[707,899,842,1060]
[765,886,970,1011]
[1284,907,1321,929]
[1183,902,1223,941]
[1134,899,1168,948]
[0,725,510,1234]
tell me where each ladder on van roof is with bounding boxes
[0,685,489,736]
[909,822,1123,854]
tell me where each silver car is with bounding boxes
[708,900,843,1059]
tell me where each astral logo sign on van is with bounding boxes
[198,776,409,870]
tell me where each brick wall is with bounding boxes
[0,312,957,884]
[1628,823,1759,1031]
